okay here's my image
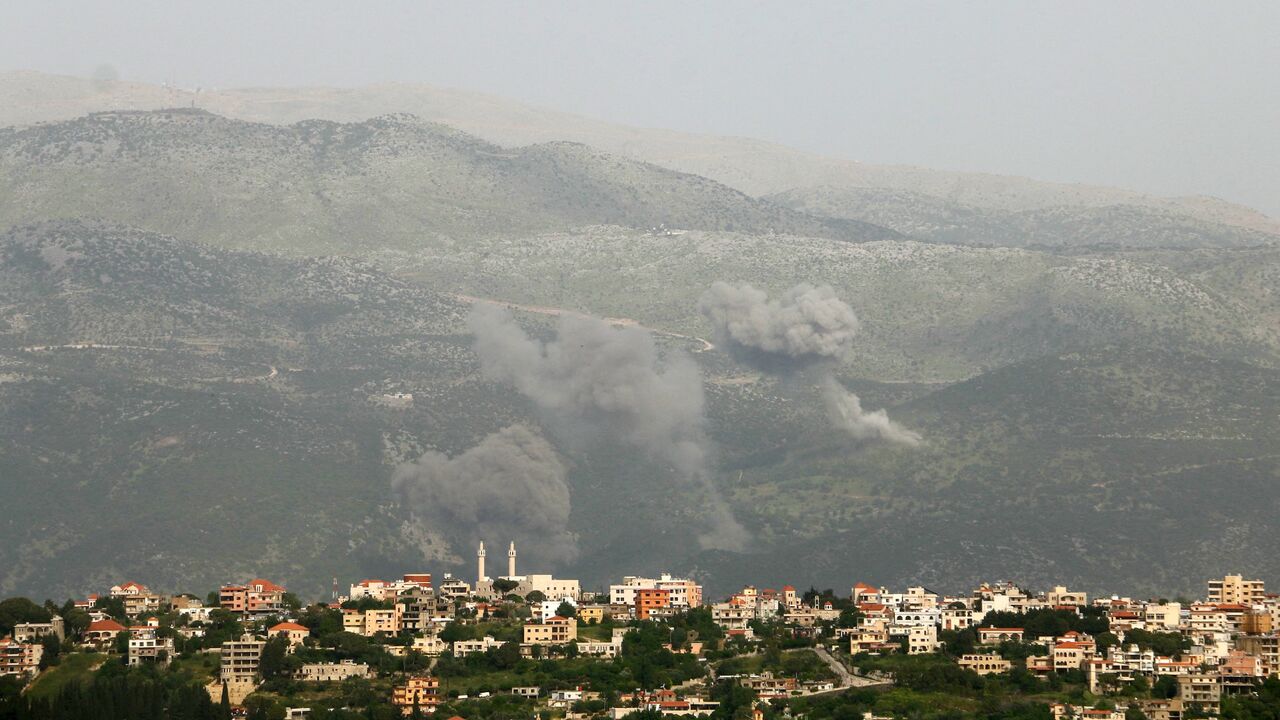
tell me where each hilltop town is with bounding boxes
[2,546,1278,720]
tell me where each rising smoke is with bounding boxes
[699,281,921,446]
[468,304,749,551]
[392,424,579,566]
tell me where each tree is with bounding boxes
[556,601,576,618]
[220,683,232,719]
[259,636,290,680]
[0,597,52,636]
[113,630,130,655]
[491,579,519,595]
[38,633,61,669]
[526,591,546,603]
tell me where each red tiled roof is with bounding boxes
[88,619,126,633]
[248,578,285,592]
[270,622,309,632]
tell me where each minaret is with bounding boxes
[477,541,487,584]
[508,541,517,578]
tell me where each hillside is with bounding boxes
[388,226,1280,382]
[2,70,1276,236]
[709,346,1280,598]
[768,186,1280,250]
[0,109,895,255]
[4,222,1280,599]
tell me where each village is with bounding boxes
[2,545,1278,720]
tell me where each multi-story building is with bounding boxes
[978,627,1025,645]
[219,579,286,616]
[523,616,578,646]
[1046,586,1088,608]
[635,589,671,620]
[297,660,371,683]
[127,627,173,667]
[267,622,311,648]
[610,575,702,608]
[392,676,440,715]
[1207,575,1266,606]
[13,617,64,644]
[907,625,939,655]
[711,600,752,631]
[83,618,127,648]
[220,637,266,682]
[452,636,504,657]
[959,654,1011,675]
[0,637,42,680]
[342,607,401,637]
[1178,673,1221,715]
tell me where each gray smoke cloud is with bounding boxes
[468,304,748,551]
[821,376,922,447]
[698,281,860,366]
[699,281,921,447]
[392,424,579,566]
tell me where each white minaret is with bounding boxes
[508,541,517,578]
[477,541,487,583]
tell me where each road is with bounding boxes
[454,294,716,352]
[812,646,892,691]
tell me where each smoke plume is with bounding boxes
[821,376,922,447]
[468,304,748,551]
[699,281,921,446]
[392,424,579,566]
[698,281,860,368]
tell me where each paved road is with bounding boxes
[813,646,892,691]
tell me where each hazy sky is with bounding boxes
[3,1,1278,215]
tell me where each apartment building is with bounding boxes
[220,638,266,682]
[392,675,440,715]
[219,579,286,616]
[1207,575,1266,606]
[610,574,702,608]
[523,616,578,646]
[0,637,42,679]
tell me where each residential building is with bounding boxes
[610,575,702,608]
[13,617,64,643]
[84,618,127,648]
[127,627,173,667]
[297,660,371,683]
[636,589,671,620]
[221,637,266,682]
[978,627,1025,644]
[392,676,440,715]
[958,654,1011,675]
[907,625,939,655]
[1208,575,1266,606]
[220,579,286,616]
[268,622,311,648]
[1178,673,1221,715]
[523,616,578,646]
[1046,586,1087,608]
[452,636,504,657]
[0,637,42,679]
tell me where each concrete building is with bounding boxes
[0,637,42,679]
[1208,575,1266,606]
[959,654,1011,675]
[220,579,286,616]
[220,637,266,682]
[610,575,702,608]
[523,616,578,646]
[297,660,371,683]
[392,676,440,715]
[268,622,311,648]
